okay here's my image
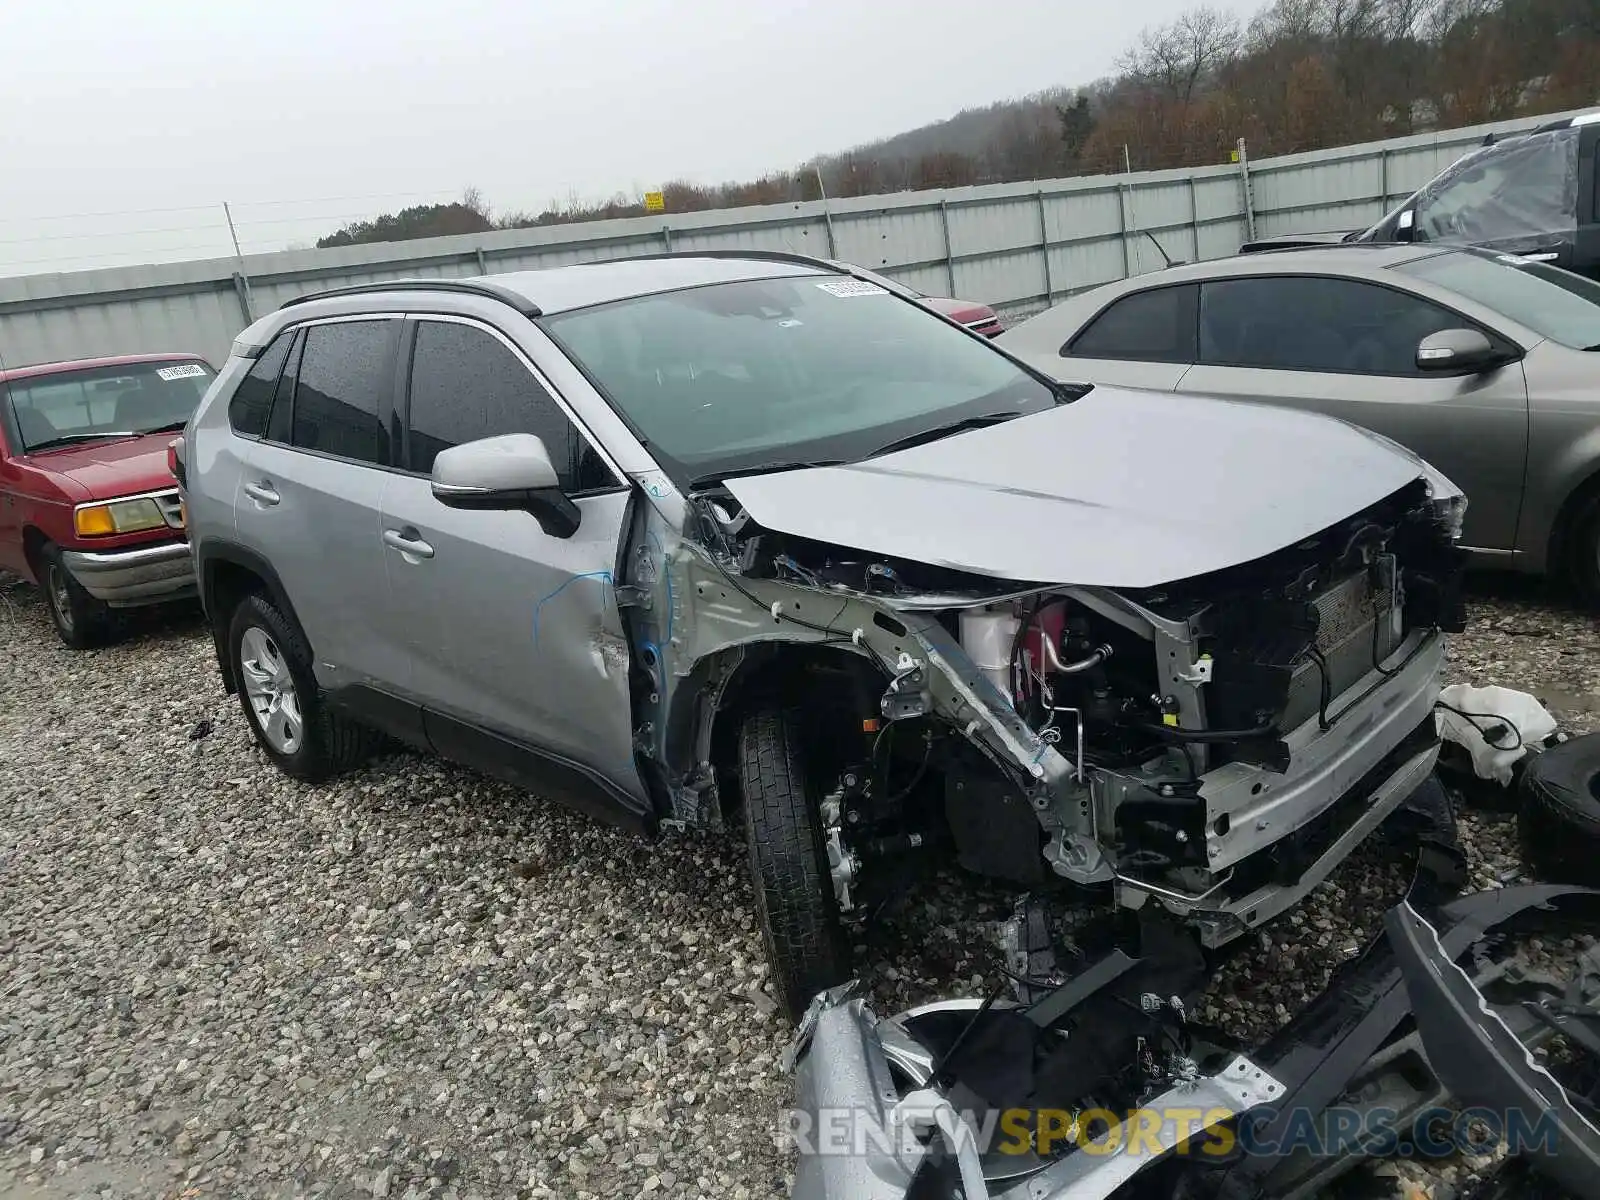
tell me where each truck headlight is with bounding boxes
[74,497,166,537]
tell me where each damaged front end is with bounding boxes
[785,885,1600,1200]
[623,469,1467,950]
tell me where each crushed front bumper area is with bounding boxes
[787,885,1600,1200]
[62,540,195,606]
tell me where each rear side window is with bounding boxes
[1065,285,1198,361]
[290,320,399,466]
[405,319,617,492]
[228,332,292,437]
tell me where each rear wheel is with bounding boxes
[227,592,376,782]
[38,542,111,650]
[738,706,852,1020]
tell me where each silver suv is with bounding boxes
[178,252,1470,1018]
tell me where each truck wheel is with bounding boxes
[1517,733,1600,885]
[227,592,376,782]
[738,707,852,1020]
[39,542,111,649]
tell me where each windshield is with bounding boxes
[1398,128,1580,245]
[1393,249,1600,349]
[541,275,1055,483]
[3,359,214,453]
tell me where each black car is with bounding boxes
[1244,112,1600,281]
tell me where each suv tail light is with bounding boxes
[168,436,187,489]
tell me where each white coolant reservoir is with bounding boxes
[959,608,1020,704]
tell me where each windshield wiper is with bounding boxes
[690,459,846,490]
[866,413,1020,458]
[136,420,189,435]
[1584,343,1600,352]
[23,431,139,452]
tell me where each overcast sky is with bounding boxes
[0,0,1250,276]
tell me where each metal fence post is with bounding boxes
[1117,184,1133,278]
[1036,189,1054,301]
[939,199,956,295]
[1379,148,1390,210]
[230,272,254,326]
[1187,176,1200,262]
[1236,139,1256,243]
[661,225,673,252]
[474,248,489,275]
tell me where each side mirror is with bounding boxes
[1395,208,1417,243]
[1416,328,1502,374]
[431,432,580,538]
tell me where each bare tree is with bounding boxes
[1120,6,1243,104]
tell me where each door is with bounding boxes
[380,316,642,799]
[1057,283,1198,391]
[233,317,410,693]
[1178,275,1529,551]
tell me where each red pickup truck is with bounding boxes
[0,353,214,647]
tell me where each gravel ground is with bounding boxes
[1,571,1597,1200]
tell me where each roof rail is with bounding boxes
[606,248,847,272]
[278,278,541,316]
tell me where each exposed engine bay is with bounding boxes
[626,473,1467,954]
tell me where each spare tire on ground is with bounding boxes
[1517,732,1600,885]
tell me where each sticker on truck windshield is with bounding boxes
[156,363,207,381]
[815,280,888,298]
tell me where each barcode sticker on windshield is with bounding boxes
[815,280,888,298]
[156,363,207,381]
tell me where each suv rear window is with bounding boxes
[228,332,292,437]
[1065,285,1198,361]
[288,321,398,466]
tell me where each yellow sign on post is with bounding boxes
[644,191,665,213]
[1229,149,1240,164]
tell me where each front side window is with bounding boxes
[289,320,398,466]
[1199,276,1463,375]
[1064,285,1198,362]
[541,274,1057,484]
[4,359,215,453]
[1412,128,1580,245]
[1394,249,1600,350]
[405,320,616,492]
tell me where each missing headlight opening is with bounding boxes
[619,472,1469,1023]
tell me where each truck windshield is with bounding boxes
[1394,249,1600,349]
[4,359,214,453]
[1401,128,1580,245]
[541,274,1056,483]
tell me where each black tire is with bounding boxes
[1567,491,1600,609]
[1517,733,1600,885]
[226,592,376,782]
[738,707,852,1020]
[37,542,112,649]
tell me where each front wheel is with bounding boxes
[738,707,852,1020]
[1568,491,1600,608]
[38,542,111,649]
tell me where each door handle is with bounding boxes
[243,481,280,506]
[383,528,435,560]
